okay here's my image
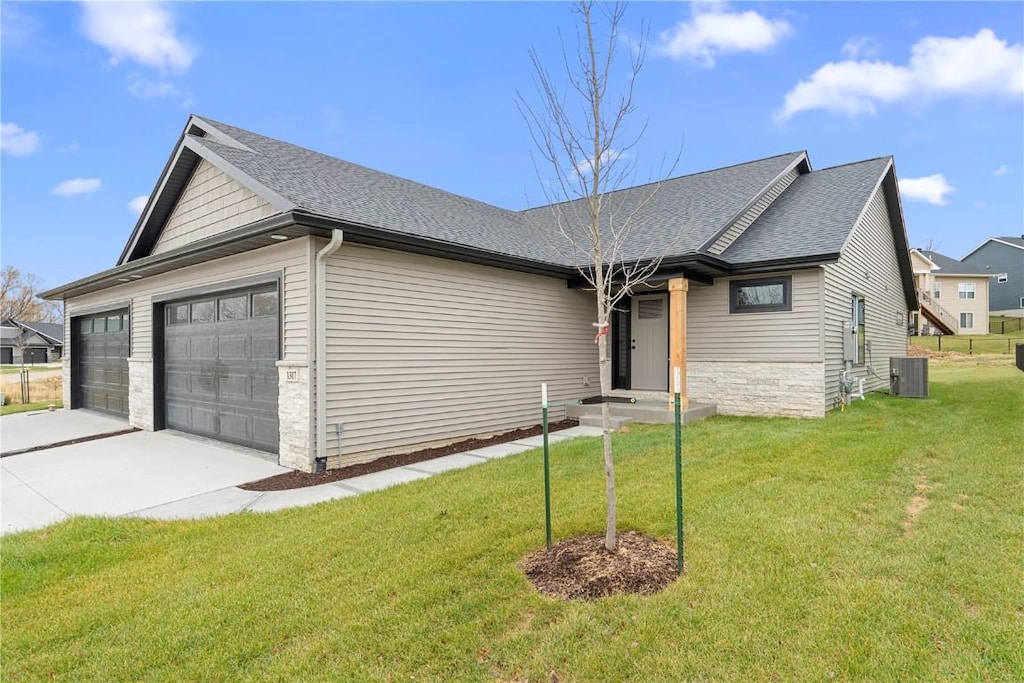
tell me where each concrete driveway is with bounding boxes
[2,412,288,535]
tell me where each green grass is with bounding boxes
[3,362,1022,681]
[909,333,1024,355]
[0,400,63,416]
[0,364,61,375]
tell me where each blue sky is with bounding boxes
[2,1,1022,291]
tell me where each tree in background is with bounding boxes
[519,1,675,551]
[1,266,61,323]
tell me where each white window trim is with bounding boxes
[958,282,976,300]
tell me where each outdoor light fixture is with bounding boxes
[269,234,288,240]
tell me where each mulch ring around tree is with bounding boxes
[240,419,579,491]
[520,531,680,601]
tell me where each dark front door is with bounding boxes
[163,287,280,453]
[1,347,13,365]
[75,310,130,416]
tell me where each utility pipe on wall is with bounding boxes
[315,230,345,468]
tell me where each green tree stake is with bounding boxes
[674,367,684,575]
[542,383,552,550]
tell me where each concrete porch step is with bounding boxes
[577,415,634,429]
[567,400,717,426]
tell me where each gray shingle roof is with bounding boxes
[196,119,556,263]
[721,157,891,264]
[996,236,1024,248]
[520,152,807,265]
[919,250,990,276]
[163,117,897,275]
[198,118,811,268]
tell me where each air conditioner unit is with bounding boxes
[890,357,929,398]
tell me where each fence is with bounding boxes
[909,336,1024,355]
[990,318,1024,335]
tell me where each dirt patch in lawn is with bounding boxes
[902,477,931,534]
[520,531,679,601]
[240,420,579,491]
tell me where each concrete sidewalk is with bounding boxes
[1,422,603,534]
[131,426,603,520]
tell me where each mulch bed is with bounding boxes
[239,419,579,491]
[520,531,680,600]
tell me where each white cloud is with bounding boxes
[127,76,180,99]
[779,29,1023,121]
[1,122,41,156]
[81,1,195,73]
[572,149,624,177]
[994,165,1011,176]
[1,4,41,50]
[899,174,954,206]
[841,36,881,60]
[656,3,793,67]
[52,178,102,197]
[129,195,149,214]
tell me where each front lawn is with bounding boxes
[0,400,62,417]
[2,361,1022,681]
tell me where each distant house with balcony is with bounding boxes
[961,236,1024,319]
[910,249,991,335]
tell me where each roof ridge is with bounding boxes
[521,150,807,214]
[195,117,525,219]
[811,155,892,173]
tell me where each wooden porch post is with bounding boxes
[668,278,689,410]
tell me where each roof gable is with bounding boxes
[918,249,991,276]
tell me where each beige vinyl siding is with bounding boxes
[63,238,311,362]
[322,244,599,462]
[150,160,279,255]
[686,269,823,361]
[823,185,908,408]
[942,275,990,333]
[707,168,800,255]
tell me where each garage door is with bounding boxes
[75,310,130,416]
[24,347,49,365]
[1,347,12,365]
[163,286,279,453]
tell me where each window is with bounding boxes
[94,317,106,333]
[251,290,279,318]
[997,273,1008,283]
[960,312,974,329]
[729,276,792,313]
[958,282,976,300]
[80,318,93,334]
[933,281,941,299]
[191,300,215,323]
[852,295,865,365]
[107,315,121,332]
[168,303,189,325]
[218,295,248,321]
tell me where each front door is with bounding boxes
[630,293,668,391]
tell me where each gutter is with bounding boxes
[314,229,345,470]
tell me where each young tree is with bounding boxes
[1,266,60,323]
[520,1,674,551]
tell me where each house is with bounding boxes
[41,115,917,473]
[961,237,1024,319]
[909,249,991,335]
[0,319,63,365]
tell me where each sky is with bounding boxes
[2,1,1022,293]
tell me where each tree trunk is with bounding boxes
[598,329,616,551]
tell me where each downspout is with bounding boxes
[314,230,345,471]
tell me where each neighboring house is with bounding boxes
[0,319,63,365]
[909,250,991,335]
[961,236,1024,318]
[41,115,917,472]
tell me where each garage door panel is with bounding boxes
[218,335,249,359]
[75,310,129,417]
[164,286,279,453]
